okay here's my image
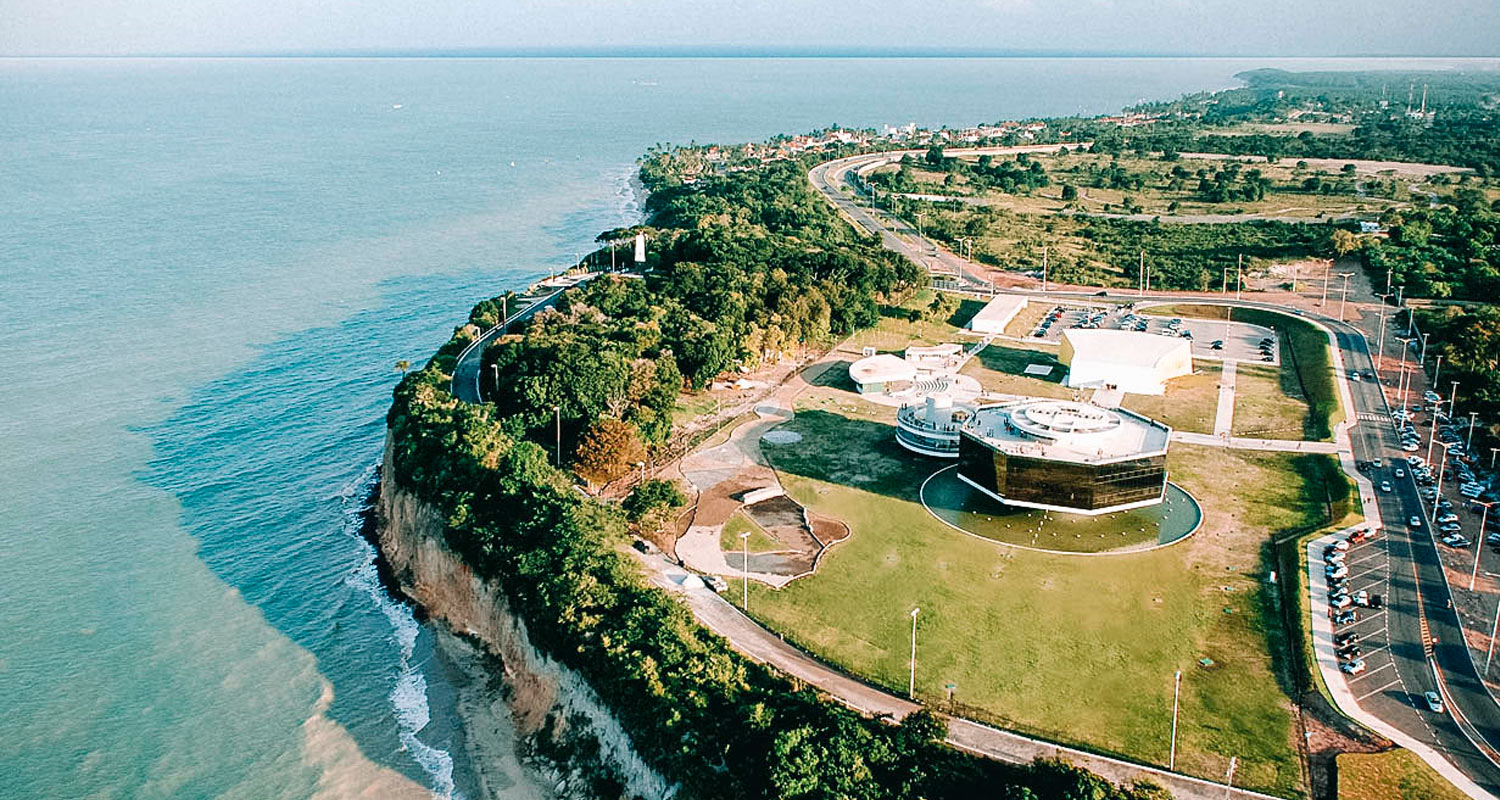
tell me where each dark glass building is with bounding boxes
[954,400,1170,515]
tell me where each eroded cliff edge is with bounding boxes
[374,436,675,800]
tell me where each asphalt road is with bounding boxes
[449,281,581,403]
[809,149,1500,795]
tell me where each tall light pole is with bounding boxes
[1042,246,1049,293]
[1420,332,1430,366]
[1376,298,1389,369]
[1169,669,1182,770]
[1491,447,1499,470]
[1469,411,1480,451]
[740,530,751,611]
[1139,251,1146,297]
[908,607,921,699]
[1337,273,1353,322]
[1471,500,1497,591]
[1224,756,1238,800]
[1432,441,1453,523]
[1488,596,1500,675]
[1451,381,1460,422]
[1433,354,1444,386]
[1236,254,1243,302]
[1320,261,1331,306]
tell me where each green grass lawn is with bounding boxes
[751,394,1341,795]
[960,342,1075,399]
[1234,363,1313,439]
[721,511,782,554]
[1121,363,1223,434]
[1337,749,1470,800]
[1147,304,1340,441]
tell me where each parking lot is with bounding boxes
[1315,529,1402,701]
[1024,303,1279,364]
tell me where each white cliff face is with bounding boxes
[377,438,675,800]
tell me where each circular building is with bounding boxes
[895,393,974,457]
[956,399,1171,515]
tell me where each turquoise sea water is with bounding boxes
[2,56,1493,799]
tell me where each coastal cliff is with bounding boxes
[374,437,675,800]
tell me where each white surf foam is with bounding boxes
[340,466,461,800]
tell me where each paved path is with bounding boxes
[1171,430,1340,453]
[1214,360,1237,437]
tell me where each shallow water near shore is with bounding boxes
[1,55,1492,798]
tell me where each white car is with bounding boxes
[1410,516,1423,528]
[1438,513,1459,524]
[1395,469,1406,478]
[1425,691,1445,713]
[1341,659,1368,675]
[1330,594,1353,609]
[1330,539,1351,552]
[1327,565,1349,580]
[1351,372,1362,382]
[1354,590,1370,607]
[1380,481,1392,492]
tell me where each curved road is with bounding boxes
[813,148,1500,797]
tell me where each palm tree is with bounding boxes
[394,359,410,376]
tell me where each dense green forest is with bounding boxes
[389,152,1168,799]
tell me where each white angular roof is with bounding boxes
[1062,328,1190,368]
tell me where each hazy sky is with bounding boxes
[5,0,1500,57]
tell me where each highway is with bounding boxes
[450,276,592,403]
[809,149,1500,797]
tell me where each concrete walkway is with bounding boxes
[1214,360,1238,437]
[1172,430,1341,453]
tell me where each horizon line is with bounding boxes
[6,45,1500,60]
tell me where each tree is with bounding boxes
[574,418,645,486]
[1331,229,1362,257]
[1060,184,1078,201]
[624,478,688,533]
[394,359,411,375]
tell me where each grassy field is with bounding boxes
[959,341,1075,398]
[1234,363,1313,439]
[1120,363,1223,434]
[906,151,1417,219]
[750,385,1349,795]
[1147,304,1341,441]
[722,511,782,553]
[1337,749,1470,800]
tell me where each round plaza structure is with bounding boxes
[920,464,1203,554]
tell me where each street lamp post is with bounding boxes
[1432,441,1454,524]
[1236,254,1243,302]
[1420,332,1430,366]
[1337,273,1353,322]
[1169,669,1182,770]
[1433,354,1444,386]
[1320,261,1331,306]
[1491,447,1499,470]
[1376,299,1388,368]
[1488,597,1500,676]
[740,531,751,611]
[908,607,921,699]
[1469,411,1480,451]
[1470,500,1498,591]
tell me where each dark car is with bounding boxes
[1333,609,1359,625]
[1337,645,1363,660]
[1334,631,1360,646]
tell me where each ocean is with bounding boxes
[1,55,1491,799]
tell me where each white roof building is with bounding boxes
[848,353,917,394]
[967,295,1028,335]
[1060,329,1192,396]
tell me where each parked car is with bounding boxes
[1333,609,1359,626]
[1341,658,1368,675]
[1337,645,1363,660]
[1396,469,1407,478]
[1442,534,1472,548]
[1327,565,1349,580]
[1210,340,1224,350]
[1334,631,1360,646]
[1327,550,1347,564]
[704,575,728,593]
[1330,594,1353,609]
[1424,691,1446,713]
[1372,459,1383,469]
[1381,481,1393,492]
[1354,590,1371,607]
[1438,513,1459,524]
